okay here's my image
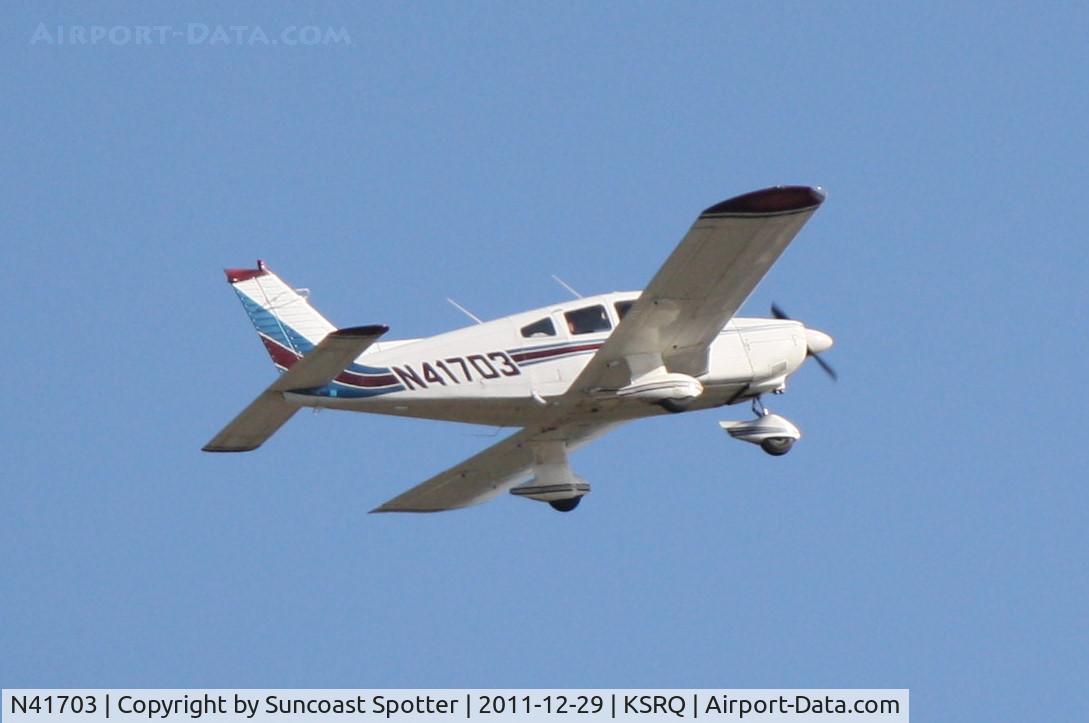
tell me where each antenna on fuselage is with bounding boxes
[551,274,583,299]
[446,297,483,324]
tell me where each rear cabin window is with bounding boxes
[565,305,612,335]
[614,300,635,320]
[521,317,556,338]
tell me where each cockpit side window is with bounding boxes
[614,300,635,320]
[564,305,612,335]
[520,317,556,338]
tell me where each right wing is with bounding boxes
[371,421,616,513]
[569,186,824,392]
[203,325,389,452]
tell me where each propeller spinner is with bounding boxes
[771,303,837,381]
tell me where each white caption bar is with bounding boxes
[3,690,908,723]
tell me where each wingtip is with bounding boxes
[224,260,270,284]
[369,504,445,514]
[370,505,412,514]
[701,186,825,217]
[333,324,391,338]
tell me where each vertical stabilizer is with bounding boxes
[224,261,336,369]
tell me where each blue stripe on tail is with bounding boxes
[235,290,316,354]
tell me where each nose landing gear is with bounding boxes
[719,397,802,456]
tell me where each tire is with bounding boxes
[549,497,581,512]
[760,437,794,456]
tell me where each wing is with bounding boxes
[371,421,616,513]
[203,325,389,452]
[571,186,825,392]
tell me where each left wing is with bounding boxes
[371,422,615,513]
[569,185,824,392]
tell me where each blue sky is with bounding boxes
[2,2,1087,720]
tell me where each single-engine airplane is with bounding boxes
[204,185,835,513]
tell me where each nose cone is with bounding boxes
[805,328,834,355]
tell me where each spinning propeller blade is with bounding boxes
[809,351,838,381]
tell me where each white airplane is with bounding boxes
[205,185,835,513]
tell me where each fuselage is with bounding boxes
[286,292,815,427]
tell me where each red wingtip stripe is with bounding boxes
[224,261,270,283]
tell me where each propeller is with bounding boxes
[771,303,838,381]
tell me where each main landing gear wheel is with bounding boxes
[549,497,582,512]
[659,399,690,414]
[760,437,794,456]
